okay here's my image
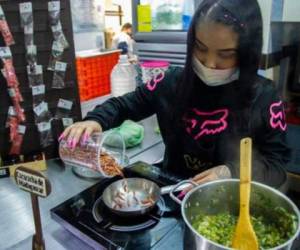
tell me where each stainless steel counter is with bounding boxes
[0,116,164,250]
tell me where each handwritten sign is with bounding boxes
[15,166,51,197]
[14,166,50,250]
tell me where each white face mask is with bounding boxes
[192,56,239,86]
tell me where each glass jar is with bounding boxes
[59,132,126,178]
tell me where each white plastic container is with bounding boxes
[59,132,126,178]
[110,54,137,97]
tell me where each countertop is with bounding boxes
[0,116,165,250]
[2,115,300,250]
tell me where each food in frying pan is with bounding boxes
[111,180,155,210]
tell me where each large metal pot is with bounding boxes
[170,179,300,250]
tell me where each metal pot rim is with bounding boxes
[181,178,300,250]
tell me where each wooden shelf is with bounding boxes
[104,5,123,25]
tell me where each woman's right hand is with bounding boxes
[58,120,102,149]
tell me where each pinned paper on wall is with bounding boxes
[137,5,152,32]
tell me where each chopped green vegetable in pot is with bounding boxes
[192,208,297,249]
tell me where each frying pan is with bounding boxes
[101,177,194,217]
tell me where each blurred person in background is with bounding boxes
[112,23,136,59]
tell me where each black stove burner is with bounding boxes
[92,196,165,232]
[51,162,185,250]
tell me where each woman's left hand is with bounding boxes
[192,165,231,185]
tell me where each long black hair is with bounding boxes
[172,0,263,126]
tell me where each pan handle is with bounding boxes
[169,180,197,205]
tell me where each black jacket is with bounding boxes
[85,67,290,188]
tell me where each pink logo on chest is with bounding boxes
[183,108,229,140]
[146,73,165,91]
[269,101,287,131]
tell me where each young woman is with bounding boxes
[61,0,290,189]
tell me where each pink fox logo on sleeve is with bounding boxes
[269,101,287,131]
[146,73,165,91]
[183,108,229,140]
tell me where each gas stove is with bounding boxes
[51,162,185,250]
[51,162,300,250]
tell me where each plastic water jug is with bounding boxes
[111,55,137,97]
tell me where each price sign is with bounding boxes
[58,98,73,110]
[19,2,32,14]
[52,41,64,52]
[48,1,60,12]
[54,61,67,72]
[8,106,16,116]
[8,88,16,97]
[0,46,11,58]
[62,118,74,127]
[32,85,45,96]
[33,102,48,116]
[18,125,26,134]
[26,45,37,55]
[37,122,51,132]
